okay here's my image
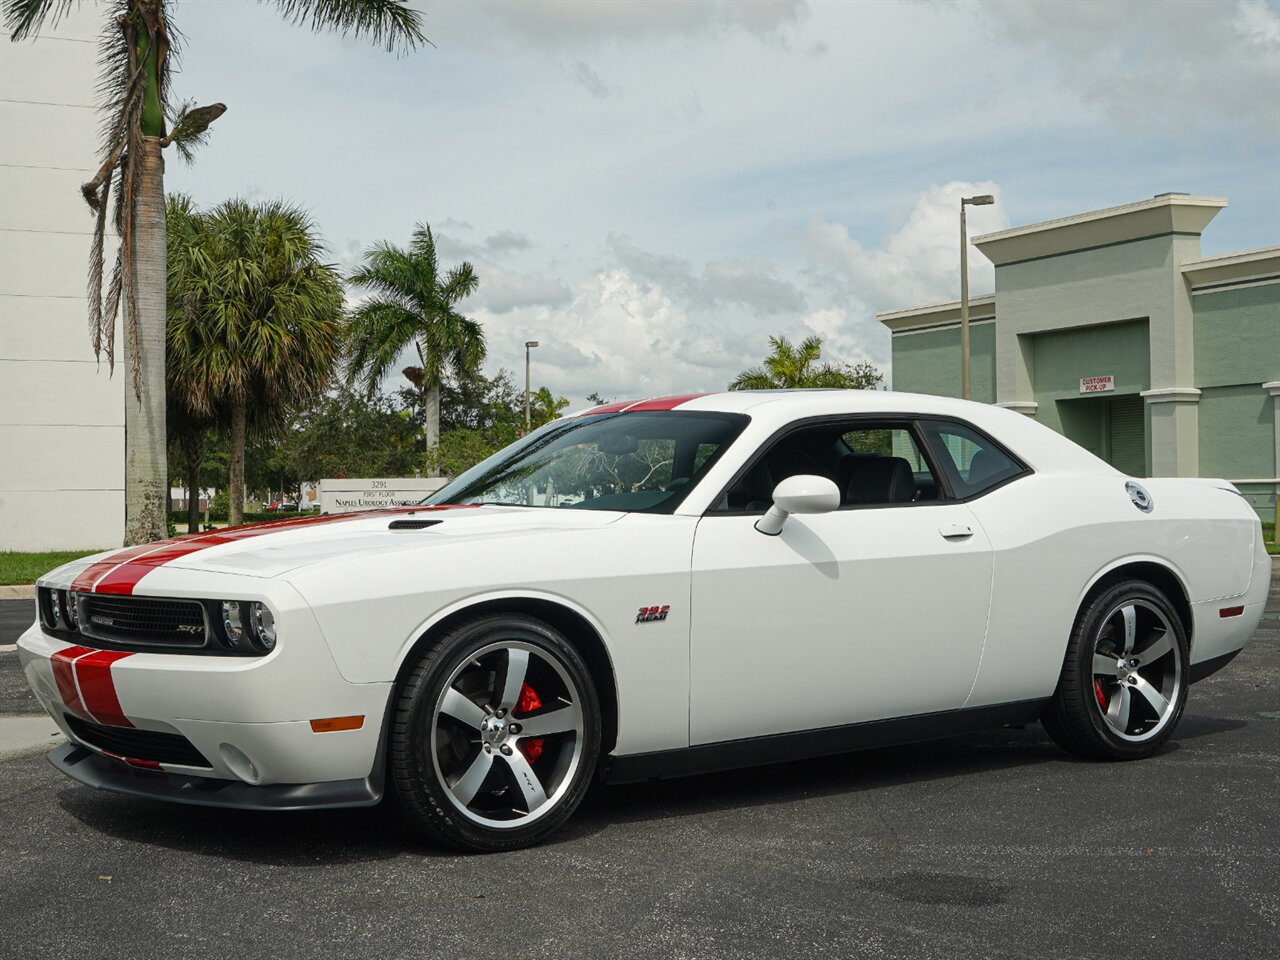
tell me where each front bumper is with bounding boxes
[50,742,381,810]
[17,598,393,802]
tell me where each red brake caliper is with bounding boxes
[1094,678,1108,709]
[515,682,545,763]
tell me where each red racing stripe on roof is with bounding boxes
[581,399,641,415]
[74,650,134,727]
[622,393,710,411]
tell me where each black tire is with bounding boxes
[1042,579,1189,760]
[389,613,601,852]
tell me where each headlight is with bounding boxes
[45,590,61,629]
[250,602,276,651]
[222,600,245,643]
[65,591,80,630]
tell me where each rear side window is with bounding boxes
[920,420,1026,498]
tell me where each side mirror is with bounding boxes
[754,475,840,536]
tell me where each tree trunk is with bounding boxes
[122,138,168,546]
[185,457,200,533]
[424,382,441,476]
[229,397,247,526]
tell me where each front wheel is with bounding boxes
[389,614,601,852]
[1042,579,1189,760]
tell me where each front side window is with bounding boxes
[427,411,749,513]
[919,419,1026,498]
[716,419,944,511]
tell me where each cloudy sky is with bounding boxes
[165,0,1280,406]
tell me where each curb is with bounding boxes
[0,585,35,600]
[0,715,64,763]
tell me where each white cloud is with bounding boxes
[570,59,612,99]
[797,181,1010,313]
[437,228,534,262]
[473,268,764,404]
[428,0,809,49]
[470,265,571,314]
[975,0,1280,136]
[607,234,806,315]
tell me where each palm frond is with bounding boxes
[345,299,422,396]
[162,99,227,163]
[728,368,775,391]
[3,0,80,39]
[266,0,428,53]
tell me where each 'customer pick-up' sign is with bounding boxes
[1079,376,1115,394]
[319,477,448,514]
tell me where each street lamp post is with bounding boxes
[524,340,539,433]
[960,194,995,401]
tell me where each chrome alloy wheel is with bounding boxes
[430,640,585,829]
[1090,599,1182,742]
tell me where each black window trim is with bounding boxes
[915,415,1033,503]
[705,412,959,516]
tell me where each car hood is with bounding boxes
[48,506,626,586]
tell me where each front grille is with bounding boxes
[66,715,212,768]
[80,595,207,648]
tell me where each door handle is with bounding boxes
[939,522,974,540]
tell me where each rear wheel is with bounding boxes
[1042,579,1188,760]
[389,614,601,851]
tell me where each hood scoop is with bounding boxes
[388,518,444,531]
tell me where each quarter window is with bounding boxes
[920,420,1025,498]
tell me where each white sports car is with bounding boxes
[19,391,1269,851]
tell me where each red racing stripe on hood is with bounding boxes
[74,650,134,727]
[81,505,479,595]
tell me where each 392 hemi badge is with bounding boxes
[636,605,670,624]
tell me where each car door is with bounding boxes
[688,419,994,746]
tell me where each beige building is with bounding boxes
[1,2,125,551]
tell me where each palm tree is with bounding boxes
[4,0,425,544]
[346,224,485,473]
[530,387,570,428]
[730,335,884,390]
[167,197,345,525]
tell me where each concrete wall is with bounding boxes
[889,322,996,402]
[1,2,124,551]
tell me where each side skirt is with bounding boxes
[603,699,1049,785]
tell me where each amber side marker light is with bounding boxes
[310,715,364,733]
[1219,606,1245,619]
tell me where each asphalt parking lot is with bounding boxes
[1,572,1276,960]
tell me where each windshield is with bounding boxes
[425,410,749,513]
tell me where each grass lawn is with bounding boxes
[0,550,104,586]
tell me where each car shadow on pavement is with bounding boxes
[53,715,1246,862]
[577,712,1249,828]
[580,724,1062,828]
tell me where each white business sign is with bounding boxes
[1079,375,1115,394]
[319,477,448,514]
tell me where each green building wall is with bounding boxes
[1193,283,1280,517]
[890,322,995,402]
